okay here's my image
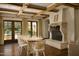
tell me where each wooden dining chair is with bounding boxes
[17,35,29,56]
[32,40,45,56]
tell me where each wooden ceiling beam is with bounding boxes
[28,4,46,10]
[47,3,62,11]
[0,10,17,15]
[8,3,47,10]
[0,8,36,15]
[8,3,23,7]
[0,8,17,12]
[47,3,79,11]
[62,3,76,8]
[62,3,79,8]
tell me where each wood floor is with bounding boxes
[0,43,68,56]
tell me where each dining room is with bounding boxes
[1,3,79,56]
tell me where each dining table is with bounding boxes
[22,36,43,55]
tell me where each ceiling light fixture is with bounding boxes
[18,3,27,15]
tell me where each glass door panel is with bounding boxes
[14,22,22,39]
[28,22,32,36]
[32,22,37,36]
[4,21,22,42]
[28,21,37,36]
[4,21,12,40]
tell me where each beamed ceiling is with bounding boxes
[0,3,79,19]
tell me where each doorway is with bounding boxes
[3,21,22,44]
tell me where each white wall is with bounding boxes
[42,19,49,38]
[75,9,79,43]
[68,9,79,55]
[67,7,75,43]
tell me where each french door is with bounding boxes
[28,21,38,36]
[4,21,22,43]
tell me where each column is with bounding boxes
[75,9,79,43]
[22,18,28,35]
[0,16,4,45]
[38,19,43,37]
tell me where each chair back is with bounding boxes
[34,40,45,49]
[17,35,27,46]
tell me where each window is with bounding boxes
[28,21,38,36]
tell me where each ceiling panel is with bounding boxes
[31,3,52,7]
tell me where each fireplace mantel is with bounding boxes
[46,7,68,49]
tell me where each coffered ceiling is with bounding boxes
[0,3,79,19]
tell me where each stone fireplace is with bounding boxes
[46,7,68,49]
[46,23,68,49]
[50,25,62,41]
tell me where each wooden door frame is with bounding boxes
[3,20,22,44]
